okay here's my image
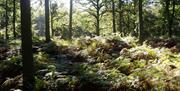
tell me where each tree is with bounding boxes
[118,0,123,34]
[20,0,34,90]
[112,0,116,33]
[170,0,175,36]
[13,0,16,38]
[165,0,171,37]
[69,0,73,39]
[85,0,106,36]
[50,2,58,37]
[45,0,51,42]
[5,0,8,40]
[133,0,138,35]
[138,0,144,43]
[166,0,176,38]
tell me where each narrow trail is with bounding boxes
[50,54,80,76]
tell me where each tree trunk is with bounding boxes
[118,0,122,35]
[169,0,175,37]
[138,0,144,43]
[69,0,73,39]
[13,0,16,38]
[96,0,100,36]
[50,1,54,37]
[20,0,34,90]
[96,12,100,36]
[5,0,8,40]
[172,0,175,26]
[51,13,54,36]
[133,0,137,35]
[45,0,51,42]
[165,0,171,37]
[127,12,130,35]
[112,0,116,33]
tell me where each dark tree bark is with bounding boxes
[96,11,100,36]
[20,0,34,90]
[133,0,137,34]
[171,0,175,25]
[69,0,73,39]
[165,0,171,37]
[45,0,51,42]
[51,11,54,37]
[118,0,123,34]
[172,0,175,24]
[13,0,16,38]
[127,12,130,35]
[138,0,144,43]
[50,1,54,37]
[169,0,175,37]
[96,0,100,36]
[112,0,116,33]
[5,0,8,40]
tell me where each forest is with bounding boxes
[0,0,180,91]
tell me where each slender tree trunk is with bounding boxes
[172,0,175,25]
[126,0,131,35]
[96,11,100,36]
[69,0,73,39]
[45,0,51,42]
[165,0,171,37]
[50,1,54,37]
[162,1,166,36]
[139,0,144,43]
[118,0,122,34]
[96,0,100,36]
[20,0,34,90]
[96,16,100,36]
[13,0,16,38]
[5,0,8,40]
[112,0,116,33]
[51,13,54,36]
[133,0,137,34]
[169,0,175,37]
[127,12,130,35]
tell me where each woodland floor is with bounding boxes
[0,34,180,91]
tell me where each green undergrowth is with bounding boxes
[34,34,180,90]
[1,34,180,91]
